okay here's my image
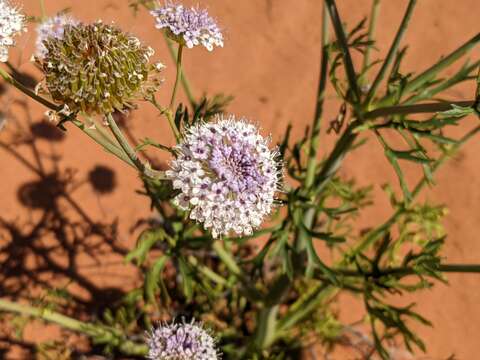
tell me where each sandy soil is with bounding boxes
[1,0,479,358]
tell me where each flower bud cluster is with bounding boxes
[37,21,163,115]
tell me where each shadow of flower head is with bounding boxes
[30,121,66,142]
[17,174,65,209]
[88,165,117,195]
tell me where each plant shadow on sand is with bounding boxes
[0,98,139,358]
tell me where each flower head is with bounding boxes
[150,2,223,51]
[147,320,220,360]
[166,115,281,238]
[35,14,79,59]
[36,21,163,115]
[0,0,26,62]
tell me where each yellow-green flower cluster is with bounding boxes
[37,21,163,115]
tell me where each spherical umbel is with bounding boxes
[166,115,282,238]
[36,21,163,116]
[150,2,223,51]
[147,320,220,360]
[35,14,79,59]
[0,0,26,62]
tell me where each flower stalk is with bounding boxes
[169,44,184,110]
[0,299,148,356]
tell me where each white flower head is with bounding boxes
[150,2,223,51]
[35,14,79,59]
[167,115,282,238]
[147,319,220,360]
[0,0,26,62]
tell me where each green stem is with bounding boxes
[404,60,480,105]
[0,67,59,111]
[71,119,135,169]
[150,96,180,141]
[106,113,165,179]
[0,66,141,171]
[351,124,480,256]
[365,0,417,105]
[212,239,263,302]
[165,35,196,108]
[0,299,148,356]
[305,3,330,190]
[280,125,480,340]
[296,4,330,252]
[335,264,480,277]
[212,239,242,276]
[313,122,358,195]
[378,32,480,107]
[438,264,480,273]
[169,44,184,110]
[475,66,480,113]
[324,0,361,103]
[360,0,381,85]
[364,100,475,119]
[39,0,47,19]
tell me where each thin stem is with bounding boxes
[364,100,475,119]
[351,124,480,256]
[169,44,184,110]
[332,264,480,277]
[212,239,263,302]
[324,0,361,104]
[165,35,196,108]
[313,122,358,195]
[404,60,480,105]
[378,32,480,107]
[150,96,180,141]
[0,299,148,356]
[305,3,330,189]
[439,264,480,273]
[281,125,480,339]
[365,0,417,105]
[71,119,135,169]
[106,113,165,179]
[360,0,381,84]
[0,65,140,170]
[212,239,242,276]
[39,0,47,19]
[475,66,480,113]
[296,3,329,252]
[0,66,59,111]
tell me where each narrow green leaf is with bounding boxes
[178,256,194,301]
[145,255,169,304]
[391,149,433,164]
[125,229,165,265]
[385,149,412,202]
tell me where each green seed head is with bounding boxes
[37,21,163,116]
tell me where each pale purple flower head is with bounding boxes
[0,0,26,62]
[166,115,281,238]
[35,14,79,59]
[147,320,220,360]
[150,2,223,51]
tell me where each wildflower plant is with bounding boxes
[35,13,78,59]
[35,20,163,116]
[166,115,281,238]
[150,2,223,51]
[0,0,26,62]
[0,0,479,359]
[147,320,220,360]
